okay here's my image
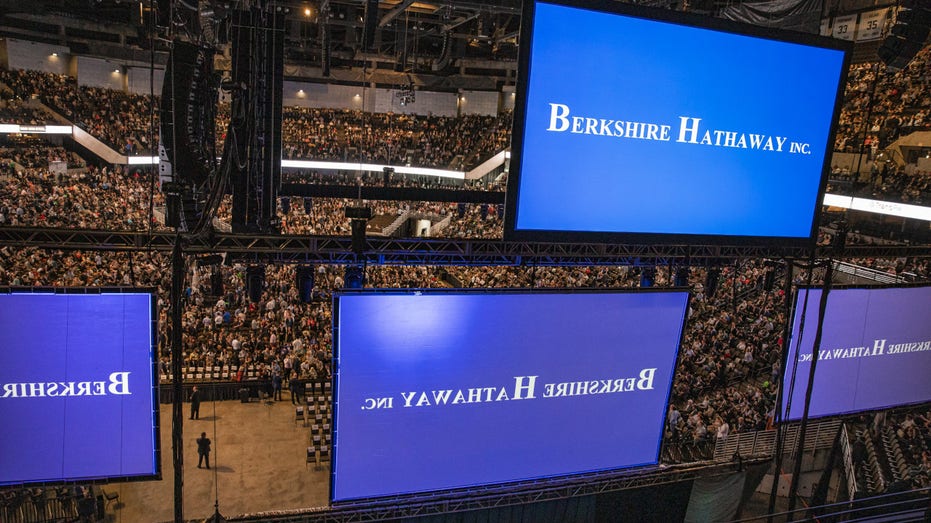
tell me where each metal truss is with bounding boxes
[2,227,931,265]
[230,459,766,523]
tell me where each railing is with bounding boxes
[840,423,857,500]
[729,486,931,523]
[381,210,410,237]
[833,260,905,284]
[713,419,841,462]
[465,149,507,181]
[430,213,453,236]
[213,217,232,233]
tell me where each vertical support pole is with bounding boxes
[787,262,834,520]
[171,234,184,523]
[769,259,794,520]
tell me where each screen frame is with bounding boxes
[782,283,931,422]
[329,287,690,503]
[504,0,852,247]
[0,286,162,487]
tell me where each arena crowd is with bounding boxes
[0,44,930,493]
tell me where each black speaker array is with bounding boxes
[228,8,285,233]
[321,22,332,77]
[362,0,379,51]
[296,266,316,303]
[878,1,931,70]
[246,266,265,303]
[159,41,216,188]
[344,265,366,289]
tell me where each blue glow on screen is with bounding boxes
[783,286,931,420]
[511,1,847,239]
[332,291,689,501]
[0,293,157,485]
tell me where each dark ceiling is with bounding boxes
[0,0,892,87]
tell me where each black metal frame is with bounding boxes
[234,459,762,523]
[3,227,931,265]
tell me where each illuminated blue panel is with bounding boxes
[506,0,849,244]
[783,286,931,420]
[0,292,158,485]
[332,290,689,501]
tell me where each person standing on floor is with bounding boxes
[196,432,211,469]
[190,386,201,420]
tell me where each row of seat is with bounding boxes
[881,426,924,484]
[295,405,332,427]
[160,366,264,382]
[306,444,331,471]
[857,430,887,493]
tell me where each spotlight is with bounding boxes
[344,265,365,289]
[640,266,655,288]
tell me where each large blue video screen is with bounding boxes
[782,286,931,421]
[505,0,849,245]
[0,291,159,485]
[332,290,689,501]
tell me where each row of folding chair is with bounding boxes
[306,444,331,470]
[305,382,332,396]
[295,406,332,426]
[305,403,330,421]
[161,366,263,382]
[306,394,333,407]
[310,432,333,448]
[305,395,332,408]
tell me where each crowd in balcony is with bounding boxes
[1,68,516,173]
[834,46,931,156]
[0,162,160,230]
[0,68,157,154]
[278,107,511,171]
[0,99,56,125]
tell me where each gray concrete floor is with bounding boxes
[103,394,330,523]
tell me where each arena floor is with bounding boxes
[106,393,330,522]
